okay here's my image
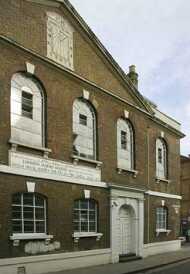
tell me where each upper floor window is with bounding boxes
[11,73,45,147]
[73,199,97,233]
[117,119,134,170]
[156,138,167,179]
[12,193,47,234]
[47,12,74,70]
[73,98,96,160]
[156,207,168,230]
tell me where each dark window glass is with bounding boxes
[79,114,87,126]
[121,130,127,150]
[73,199,97,233]
[22,91,33,119]
[158,148,162,163]
[12,193,46,234]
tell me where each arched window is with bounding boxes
[73,98,96,160]
[117,118,134,170]
[156,138,167,179]
[73,199,97,233]
[12,193,47,234]
[11,73,45,147]
[156,207,168,230]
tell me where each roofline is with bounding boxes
[0,35,185,138]
[56,0,153,114]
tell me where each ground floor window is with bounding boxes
[156,207,168,230]
[12,193,47,234]
[73,199,97,233]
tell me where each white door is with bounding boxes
[119,206,133,255]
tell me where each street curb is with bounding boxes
[124,256,190,274]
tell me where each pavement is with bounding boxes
[47,243,190,274]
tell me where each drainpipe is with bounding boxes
[147,126,150,243]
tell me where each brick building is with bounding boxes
[180,155,190,238]
[0,0,184,273]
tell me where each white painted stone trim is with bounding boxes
[146,190,182,200]
[10,234,53,241]
[26,62,35,74]
[110,187,144,263]
[0,249,111,274]
[26,182,35,192]
[143,240,181,257]
[0,164,107,189]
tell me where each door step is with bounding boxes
[119,253,142,263]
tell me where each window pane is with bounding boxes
[89,201,95,210]
[35,208,45,220]
[80,200,88,209]
[81,222,88,232]
[35,195,44,207]
[36,221,45,233]
[121,130,127,150]
[24,220,34,233]
[12,220,22,233]
[23,193,33,206]
[89,211,95,221]
[89,222,96,232]
[22,91,32,100]
[12,206,22,219]
[23,207,34,219]
[158,148,162,163]
[22,91,33,119]
[79,114,87,126]
[81,210,88,222]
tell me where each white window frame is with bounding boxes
[156,207,168,230]
[156,138,167,180]
[73,199,97,233]
[11,73,46,148]
[73,99,96,160]
[12,193,47,235]
[117,118,134,171]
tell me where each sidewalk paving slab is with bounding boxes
[46,245,190,274]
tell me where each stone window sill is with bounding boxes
[72,155,103,169]
[9,139,52,158]
[117,167,138,178]
[156,229,171,237]
[10,233,53,246]
[156,177,170,184]
[72,232,103,243]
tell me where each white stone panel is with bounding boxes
[11,128,42,147]
[47,12,74,70]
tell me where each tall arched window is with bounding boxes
[73,98,96,160]
[11,73,45,147]
[12,193,47,234]
[117,119,134,170]
[73,199,97,233]
[156,138,167,179]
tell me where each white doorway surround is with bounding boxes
[110,185,145,263]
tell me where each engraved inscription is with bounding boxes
[10,152,101,183]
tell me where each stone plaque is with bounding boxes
[9,151,101,183]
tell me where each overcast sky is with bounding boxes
[70,0,190,156]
